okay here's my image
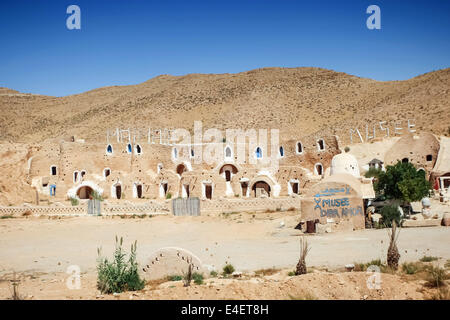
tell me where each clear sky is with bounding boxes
[0,0,449,96]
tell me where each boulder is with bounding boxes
[442,212,450,226]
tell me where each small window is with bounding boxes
[315,163,323,176]
[157,163,163,174]
[135,144,142,155]
[225,146,232,159]
[104,168,111,178]
[73,171,79,183]
[317,139,325,151]
[255,147,263,159]
[51,166,57,176]
[190,148,195,158]
[426,154,432,162]
[106,144,113,154]
[127,144,132,153]
[296,142,303,154]
[173,148,178,159]
[279,146,284,157]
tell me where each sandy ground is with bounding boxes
[0,211,449,299]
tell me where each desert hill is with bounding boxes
[0,67,449,144]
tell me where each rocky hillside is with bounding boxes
[0,67,449,144]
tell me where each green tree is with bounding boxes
[375,161,430,203]
[364,167,382,179]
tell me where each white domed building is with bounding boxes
[330,152,361,178]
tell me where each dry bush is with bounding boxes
[254,268,280,277]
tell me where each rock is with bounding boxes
[363,295,368,300]
[345,264,355,272]
[232,271,242,278]
[442,212,450,226]
[411,214,424,221]
[279,221,285,228]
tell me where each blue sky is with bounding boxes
[0,0,449,96]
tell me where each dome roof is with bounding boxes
[330,153,360,178]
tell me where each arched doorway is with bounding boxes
[134,183,143,198]
[77,186,93,199]
[219,164,238,182]
[251,181,271,197]
[113,183,122,199]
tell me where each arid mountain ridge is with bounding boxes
[0,67,449,145]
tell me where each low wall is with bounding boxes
[0,201,170,217]
[200,196,301,214]
[0,197,301,217]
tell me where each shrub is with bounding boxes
[167,275,182,281]
[96,236,145,294]
[380,205,402,227]
[193,273,204,285]
[288,271,296,276]
[420,256,439,262]
[426,266,448,288]
[223,264,235,275]
[209,271,218,277]
[402,262,423,275]
[70,197,79,206]
[354,259,387,272]
[166,192,172,200]
[344,146,350,153]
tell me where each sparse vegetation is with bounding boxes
[0,215,14,219]
[354,259,386,272]
[193,273,204,285]
[223,264,235,275]
[420,256,439,262]
[209,270,218,277]
[96,236,145,294]
[167,275,182,281]
[402,262,426,275]
[166,192,172,200]
[426,266,448,288]
[254,268,279,277]
[295,236,310,275]
[287,271,296,276]
[69,197,79,206]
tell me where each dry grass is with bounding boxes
[288,291,318,300]
[254,268,280,277]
